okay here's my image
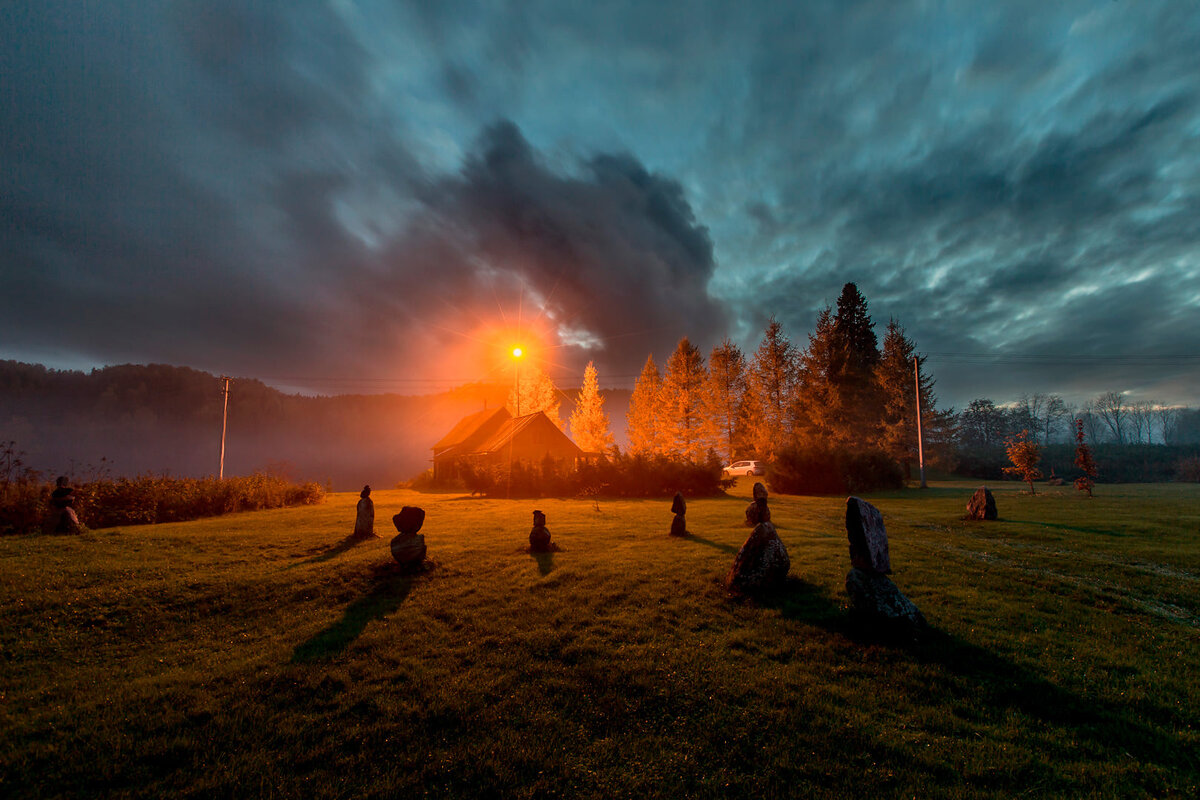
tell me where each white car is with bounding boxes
[722,460,765,477]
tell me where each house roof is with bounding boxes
[475,412,581,454]
[431,406,511,453]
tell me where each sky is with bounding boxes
[3,0,1199,410]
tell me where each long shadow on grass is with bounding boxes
[761,578,1190,774]
[291,562,415,662]
[681,532,740,554]
[290,535,377,567]
[1003,519,1124,537]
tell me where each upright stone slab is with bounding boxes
[964,486,998,521]
[529,509,552,552]
[390,506,427,568]
[845,497,891,574]
[726,522,790,595]
[670,492,687,537]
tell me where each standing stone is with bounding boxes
[529,509,552,552]
[727,484,788,594]
[845,497,891,574]
[353,485,375,538]
[726,522,790,594]
[964,486,998,521]
[843,497,925,638]
[744,482,771,527]
[390,506,427,568]
[669,492,687,537]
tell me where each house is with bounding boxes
[431,408,585,480]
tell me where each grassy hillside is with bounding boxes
[2,481,1197,798]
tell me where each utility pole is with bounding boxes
[913,356,927,489]
[219,376,231,480]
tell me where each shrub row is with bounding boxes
[1,473,325,534]
[412,452,729,499]
[954,443,1200,483]
[768,446,904,495]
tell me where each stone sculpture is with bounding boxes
[529,509,552,553]
[964,486,998,521]
[843,497,925,638]
[353,485,375,538]
[390,506,427,568]
[726,484,789,594]
[670,492,687,537]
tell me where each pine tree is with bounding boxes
[875,319,943,475]
[507,366,563,429]
[703,338,747,463]
[626,355,662,456]
[795,306,837,445]
[568,362,614,453]
[659,337,711,461]
[746,317,798,460]
[829,282,881,443]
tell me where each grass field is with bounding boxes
[2,480,1197,798]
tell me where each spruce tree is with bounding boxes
[626,355,662,456]
[875,319,947,475]
[746,316,798,459]
[704,338,747,463]
[659,337,711,461]
[829,282,881,443]
[795,306,837,445]
[568,362,614,453]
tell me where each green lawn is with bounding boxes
[2,481,1197,798]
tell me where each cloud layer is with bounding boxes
[2,0,1199,407]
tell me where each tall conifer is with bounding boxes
[659,337,711,461]
[746,317,798,460]
[626,355,662,456]
[568,362,614,453]
[704,338,747,463]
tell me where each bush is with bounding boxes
[769,445,904,495]
[1176,457,1200,483]
[429,451,727,499]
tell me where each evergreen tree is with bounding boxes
[507,366,563,429]
[795,306,837,445]
[829,282,881,443]
[626,355,662,456]
[703,338,747,463]
[659,338,711,461]
[876,319,945,475]
[746,317,798,460]
[568,362,614,453]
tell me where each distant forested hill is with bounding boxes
[0,361,631,490]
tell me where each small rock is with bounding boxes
[964,486,997,521]
[845,497,891,574]
[726,522,790,595]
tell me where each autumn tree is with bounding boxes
[508,365,563,428]
[1073,418,1097,497]
[626,355,662,456]
[703,338,747,463]
[658,337,711,461]
[568,361,613,453]
[1003,429,1043,494]
[745,317,798,460]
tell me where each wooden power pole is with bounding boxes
[913,356,927,488]
[219,376,231,480]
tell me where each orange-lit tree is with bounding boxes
[1003,429,1043,494]
[626,355,662,456]
[568,362,613,453]
[1073,418,1097,497]
[746,317,798,460]
[658,337,711,462]
[703,338,747,463]
[507,366,563,429]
